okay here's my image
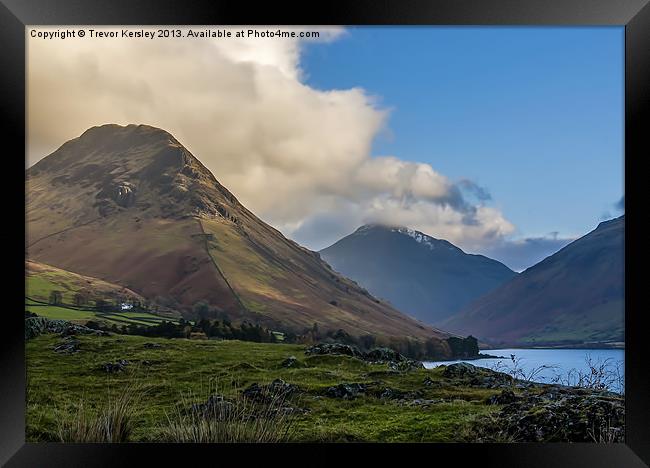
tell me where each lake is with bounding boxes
[423,348,625,393]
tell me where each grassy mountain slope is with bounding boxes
[443,216,624,346]
[26,260,181,325]
[27,260,145,305]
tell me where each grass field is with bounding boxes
[25,299,179,327]
[26,333,499,442]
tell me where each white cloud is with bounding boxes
[28,26,515,252]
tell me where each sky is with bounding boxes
[27,26,624,271]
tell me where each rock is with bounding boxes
[143,342,162,349]
[103,359,130,373]
[363,347,423,371]
[53,336,80,354]
[364,347,403,362]
[26,316,109,340]
[402,398,444,407]
[469,374,513,389]
[387,359,424,371]
[242,379,299,403]
[305,343,362,358]
[487,389,519,405]
[305,342,423,371]
[281,356,299,368]
[441,362,480,379]
[378,387,407,400]
[190,395,235,420]
[97,182,137,208]
[479,388,625,442]
[325,383,366,399]
[305,343,423,371]
[423,376,435,386]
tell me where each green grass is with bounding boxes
[25,303,100,322]
[27,334,499,442]
[26,300,178,327]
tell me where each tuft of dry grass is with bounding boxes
[157,379,299,443]
[458,412,520,443]
[57,381,145,443]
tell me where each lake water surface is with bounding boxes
[423,348,624,393]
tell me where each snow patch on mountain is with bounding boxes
[392,227,457,252]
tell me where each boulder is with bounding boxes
[102,359,130,373]
[364,347,402,362]
[325,383,366,399]
[487,389,519,405]
[441,362,480,379]
[305,343,362,358]
[242,379,299,403]
[402,398,444,407]
[53,336,80,354]
[281,356,299,368]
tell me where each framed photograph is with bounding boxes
[2,0,648,466]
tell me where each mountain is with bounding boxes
[319,225,516,325]
[443,216,624,347]
[26,124,452,344]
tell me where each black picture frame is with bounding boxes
[2,1,648,466]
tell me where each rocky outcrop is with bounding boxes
[280,356,303,368]
[242,379,300,403]
[325,383,367,399]
[53,336,80,354]
[480,387,624,442]
[97,181,137,208]
[305,343,424,371]
[306,343,363,358]
[25,316,109,340]
[102,359,130,373]
[441,362,513,388]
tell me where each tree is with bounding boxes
[95,299,112,312]
[192,301,210,319]
[73,292,89,307]
[446,336,479,358]
[49,290,63,305]
[311,322,320,341]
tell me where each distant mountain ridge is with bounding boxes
[320,224,516,325]
[443,216,624,347]
[26,124,454,347]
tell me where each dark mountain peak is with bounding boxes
[79,123,175,142]
[30,124,186,175]
[27,124,240,221]
[321,224,515,324]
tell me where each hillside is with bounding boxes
[26,124,451,344]
[443,216,624,347]
[320,225,516,325]
[26,260,146,305]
